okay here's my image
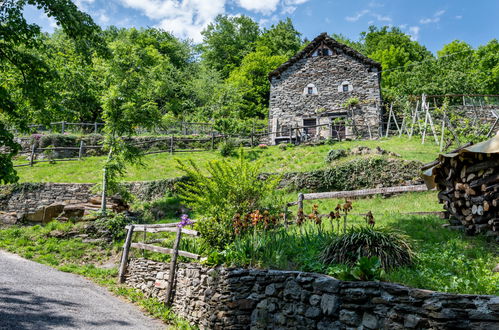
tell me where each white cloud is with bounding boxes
[237,0,280,14]
[284,0,311,4]
[455,15,463,19]
[281,6,297,15]
[420,9,445,24]
[346,9,369,22]
[435,10,446,17]
[372,13,391,22]
[120,0,226,42]
[97,11,110,24]
[408,26,420,41]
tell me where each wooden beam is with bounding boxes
[303,185,428,201]
[130,243,200,260]
[126,224,199,236]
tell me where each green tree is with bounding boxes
[0,0,104,184]
[200,15,260,78]
[474,39,499,94]
[257,18,302,57]
[226,46,287,118]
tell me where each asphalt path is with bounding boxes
[0,250,164,330]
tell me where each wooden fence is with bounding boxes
[287,184,429,210]
[118,222,200,305]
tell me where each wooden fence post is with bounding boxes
[61,121,66,134]
[94,122,98,134]
[29,143,36,167]
[78,140,84,160]
[251,125,255,147]
[165,226,182,305]
[101,168,107,214]
[118,225,135,283]
[211,131,215,150]
[297,193,304,211]
[170,135,174,154]
[283,205,288,228]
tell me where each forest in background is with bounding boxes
[2,10,499,130]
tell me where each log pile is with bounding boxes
[432,151,499,239]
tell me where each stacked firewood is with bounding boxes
[432,151,499,238]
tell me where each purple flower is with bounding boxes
[177,214,194,228]
[32,134,42,141]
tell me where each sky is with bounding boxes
[24,0,499,53]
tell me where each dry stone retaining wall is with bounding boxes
[0,179,185,224]
[125,258,498,329]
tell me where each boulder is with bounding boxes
[25,203,65,222]
[59,204,85,220]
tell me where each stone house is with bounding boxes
[268,32,382,144]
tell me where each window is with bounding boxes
[304,83,318,95]
[338,81,353,92]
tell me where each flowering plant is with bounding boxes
[258,144,268,149]
[177,214,194,228]
[31,133,43,141]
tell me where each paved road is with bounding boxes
[0,250,164,330]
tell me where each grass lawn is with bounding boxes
[14,136,440,183]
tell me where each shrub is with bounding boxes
[321,226,413,270]
[176,150,281,249]
[94,213,137,240]
[218,139,236,157]
[325,149,348,163]
[328,256,385,281]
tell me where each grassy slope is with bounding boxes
[15,136,440,183]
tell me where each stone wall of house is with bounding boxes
[125,258,498,329]
[269,50,382,144]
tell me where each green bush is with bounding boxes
[218,139,236,157]
[176,150,281,249]
[95,213,137,240]
[328,256,385,281]
[321,226,413,270]
[325,149,348,163]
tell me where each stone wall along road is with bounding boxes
[126,258,499,329]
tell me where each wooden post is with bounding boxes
[251,125,255,147]
[78,140,84,160]
[61,121,66,134]
[165,226,182,305]
[101,168,107,214]
[409,100,419,138]
[94,122,98,134]
[211,131,215,150]
[170,135,174,154]
[29,143,35,167]
[367,123,372,139]
[297,193,304,211]
[118,225,135,283]
[385,104,393,137]
[283,205,288,228]
[439,112,446,152]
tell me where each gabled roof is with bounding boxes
[268,32,381,80]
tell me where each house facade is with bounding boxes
[268,33,383,144]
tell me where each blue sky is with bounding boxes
[25,0,499,53]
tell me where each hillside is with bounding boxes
[15,137,439,183]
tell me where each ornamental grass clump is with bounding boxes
[321,226,414,270]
